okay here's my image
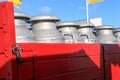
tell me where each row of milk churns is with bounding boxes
[14,12,120,44]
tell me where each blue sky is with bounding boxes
[1,0,120,28]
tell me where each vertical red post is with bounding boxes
[0,2,16,80]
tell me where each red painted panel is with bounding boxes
[0,2,15,80]
[111,72,120,80]
[0,29,4,53]
[17,44,102,80]
[0,3,4,54]
[35,55,103,77]
[38,67,104,80]
[105,54,120,80]
[0,2,106,80]
[82,44,102,55]
[105,65,120,75]
[105,54,120,73]
[11,56,18,80]
[103,44,120,54]
[95,78,105,80]
[33,44,101,60]
[18,43,35,62]
[103,44,120,80]
[82,44,102,68]
[34,44,83,60]
[18,62,34,80]
[106,73,120,80]
[21,51,34,62]
[0,54,5,78]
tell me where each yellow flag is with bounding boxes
[8,0,22,8]
[88,0,104,4]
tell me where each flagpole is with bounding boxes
[86,0,89,23]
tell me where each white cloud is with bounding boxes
[41,6,51,13]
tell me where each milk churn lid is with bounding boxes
[29,15,60,22]
[78,22,95,28]
[96,25,114,30]
[56,21,79,28]
[14,12,30,20]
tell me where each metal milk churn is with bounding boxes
[96,25,119,44]
[14,12,35,43]
[113,29,120,42]
[93,30,97,37]
[29,15,65,43]
[77,22,98,43]
[56,21,84,43]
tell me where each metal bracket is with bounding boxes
[12,43,23,64]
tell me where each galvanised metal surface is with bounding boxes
[29,15,65,43]
[114,29,120,42]
[77,22,98,43]
[93,30,97,37]
[57,21,84,43]
[96,25,119,44]
[15,12,35,43]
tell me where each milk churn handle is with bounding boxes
[81,34,89,39]
[64,34,73,38]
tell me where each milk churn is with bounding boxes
[96,25,119,44]
[77,22,98,43]
[113,29,120,42]
[14,12,35,43]
[29,15,65,43]
[57,21,84,43]
[93,30,97,37]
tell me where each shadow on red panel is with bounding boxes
[0,43,104,80]
[103,44,120,80]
